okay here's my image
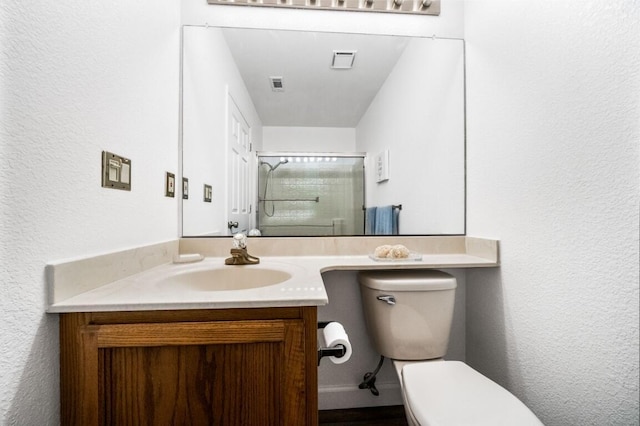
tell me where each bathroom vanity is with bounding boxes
[59,306,318,425]
[48,236,499,425]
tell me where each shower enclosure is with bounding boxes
[257,153,365,236]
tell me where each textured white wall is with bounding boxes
[263,126,356,152]
[0,1,180,424]
[465,1,639,425]
[356,37,465,235]
[182,26,263,237]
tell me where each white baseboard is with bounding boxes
[318,382,403,410]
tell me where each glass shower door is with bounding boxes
[257,154,365,236]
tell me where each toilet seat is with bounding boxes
[401,361,543,426]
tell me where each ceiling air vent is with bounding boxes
[331,50,356,69]
[269,76,285,92]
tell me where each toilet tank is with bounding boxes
[358,270,457,360]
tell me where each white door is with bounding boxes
[227,94,252,235]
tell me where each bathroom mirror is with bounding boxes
[181,25,465,237]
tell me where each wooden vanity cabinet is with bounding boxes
[59,307,318,426]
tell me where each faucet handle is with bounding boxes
[232,233,247,249]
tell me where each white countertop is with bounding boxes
[47,252,498,313]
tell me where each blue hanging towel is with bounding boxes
[392,206,400,235]
[374,205,398,235]
[365,207,377,235]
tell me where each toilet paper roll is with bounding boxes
[322,322,352,364]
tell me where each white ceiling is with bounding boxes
[222,28,410,128]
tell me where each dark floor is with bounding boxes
[319,405,409,426]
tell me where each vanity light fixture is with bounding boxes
[206,0,440,15]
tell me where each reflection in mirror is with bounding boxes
[258,153,365,236]
[181,26,465,237]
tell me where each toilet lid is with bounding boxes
[402,361,543,426]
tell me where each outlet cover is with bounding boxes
[182,177,189,200]
[204,184,212,203]
[165,172,175,197]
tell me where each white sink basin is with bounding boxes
[156,266,292,291]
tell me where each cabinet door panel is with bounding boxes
[101,343,281,425]
[60,310,315,426]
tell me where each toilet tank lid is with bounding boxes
[358,270,456,291]
[402,361,543,426]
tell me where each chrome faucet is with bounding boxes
[225,233,260,265]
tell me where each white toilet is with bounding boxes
[358,270,543,426]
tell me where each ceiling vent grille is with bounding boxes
[270,76,285,92]
[331,51,356,69]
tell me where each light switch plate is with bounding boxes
[165,172,175,197]
[182,177,189,200]
[375,150,390,183]
[102,151,131,191]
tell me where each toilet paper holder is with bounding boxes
[317,321,347,366]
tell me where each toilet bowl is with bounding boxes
[358,270,543,426]
[394,360,543,426]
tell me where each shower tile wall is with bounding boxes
[258,159,364,236]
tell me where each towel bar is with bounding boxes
[260,196,320,202]
[362,204,402,210]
